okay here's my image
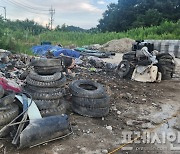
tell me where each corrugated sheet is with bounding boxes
[145,40,180,58]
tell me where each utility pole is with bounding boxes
[49,6,55,30]
[0,6,6,20]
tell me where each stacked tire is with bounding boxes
[156,53,176,80]
[0,86,19,137]
[24,58,67,117]
[69,80,110,117]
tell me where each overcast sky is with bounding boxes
[0,0,118,29]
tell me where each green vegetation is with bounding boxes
[0,20,180,54]
[98,0,180,32]
[41,21,180,46]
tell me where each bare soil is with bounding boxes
[0,55,180,154]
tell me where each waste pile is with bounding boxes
[117,40,176,82]
[0,50,31,87]
[69,80,110,117]
[23,58,67,116]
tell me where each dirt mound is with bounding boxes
[100,38,135,53]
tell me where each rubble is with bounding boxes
[100,38,135,53]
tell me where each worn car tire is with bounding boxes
[157,64,173,80]
[34,99,60,110]
[0,92,15,107]
[117,60,131,78]
[156,53,175,80]
[0,125,11,137]
[29,71,62,82]
[40,102,66,117]
[34,66,63,75]
[30,58,62,67]
[0,104,19,126]
[24,87,65,100]
[72,95,110,108]
[69,80,106,99]
[23,85,63,93]
[71,103,109,117]
[123,51,136,62]
[26,74,66,88]
[156,53,174,60]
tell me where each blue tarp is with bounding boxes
[31,45,80,58]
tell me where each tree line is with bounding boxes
[97,0,180,32]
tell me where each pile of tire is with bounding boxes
[24,58,67,117]
[69,80,110,117]
[156,53,176,80]
[0,86,19,137]
[118,51,176,80]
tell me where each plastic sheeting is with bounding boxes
[31,45,80,58]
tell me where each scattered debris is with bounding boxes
[106,126,113,131]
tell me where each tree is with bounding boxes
[97,0,180,32]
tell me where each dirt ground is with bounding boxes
[0,54,180,154]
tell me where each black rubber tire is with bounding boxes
[19,70,30,80]
[72,95,110,108]
[0,104,19,126]
[30,58,62,67]
[23,85,64,93]
[0,85,4,99]
[26,74,66,88]
[71,103,109,118]
[25,88,65,100]
[159,58,174,64]
[0,125,10,137]
[34,66,63,75]
[117,60,130,78]
[40,102,66,117]
[69,80,106,99]
[34,99,60,110]
[156,53,173,60]
[29,71,62,82]
[123,51,136,62]
[156,53,175,80]
[157,64,173,80]
[0,92,15,107]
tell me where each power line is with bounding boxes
[2,0,49,15]
[10,0,49,11]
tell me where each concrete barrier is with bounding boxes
[145,40,180,58]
